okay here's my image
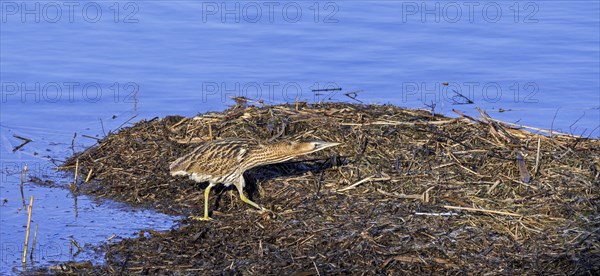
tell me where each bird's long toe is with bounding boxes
[190,215,213,221]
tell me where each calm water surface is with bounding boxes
[1,0,599,273]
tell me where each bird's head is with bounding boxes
[289,140,341,156]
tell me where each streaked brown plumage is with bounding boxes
[170,138,340,220]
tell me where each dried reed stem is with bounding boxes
[72,159,79,192]
[313,261,321,276]
[85,168,94,183]
[71,239,82,252]
[340,120,453,126]
[12,135,32,152]
[338,174,390,192]
[443,205,523,217]
[534,137,541,175]
[376,189,421,200]
[22,196,34,263]
[414,212,458,216]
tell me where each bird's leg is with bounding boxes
[236,176,267,212]
[237,186,263,210]
[190,183,215,221]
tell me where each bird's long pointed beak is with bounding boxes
[316,142,341,150]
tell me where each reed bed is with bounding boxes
[54,102,599,274]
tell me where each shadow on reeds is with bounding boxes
[213,156,346,210]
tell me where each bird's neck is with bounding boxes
[241,145,299,170]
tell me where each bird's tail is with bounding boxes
[169,156,188,176]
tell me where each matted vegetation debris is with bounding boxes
[55,101,599,274]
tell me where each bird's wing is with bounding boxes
[169,138,258,179]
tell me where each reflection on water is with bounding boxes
[0,0,599,273]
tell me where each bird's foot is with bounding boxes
[259,208,277,219]
[189,215,212,221]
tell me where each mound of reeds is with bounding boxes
[57,101,600,274]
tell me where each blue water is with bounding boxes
[0,163,178,274]
[1,0,599,274]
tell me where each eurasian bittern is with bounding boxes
[169,138,340,220]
